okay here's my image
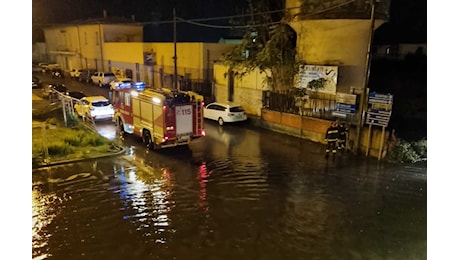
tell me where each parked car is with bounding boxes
[51,68,64,78]
[32,76,42,89]
[69,69,82,79]
[39,63,60,73]
[109,78,133,90]
[91,72,116,87]
[74,96,114,120]
[42,84,69,99]
[203,102,248,126]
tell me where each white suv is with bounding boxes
[91,72,116,87]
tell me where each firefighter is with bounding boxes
[337,122,348,152]
[325,120,340,158]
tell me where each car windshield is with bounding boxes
[229,106,245,112]
[92,101,110,107]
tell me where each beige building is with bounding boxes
[40,19,235,91]
[43,18,143,72]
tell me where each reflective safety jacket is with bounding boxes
[338,124,348,140]
[325,126,339,142]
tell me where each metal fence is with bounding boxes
[262,91,338,120]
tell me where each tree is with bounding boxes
[221,0,299,93]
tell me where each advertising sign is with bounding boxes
[296,65,338,94]
[144,52,156,65]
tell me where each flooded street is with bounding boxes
[32,122,427,259]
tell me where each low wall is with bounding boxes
[259,108,388,159]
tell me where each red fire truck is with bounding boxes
[110,83,205,149]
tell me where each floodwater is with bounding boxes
[32,122,427,260]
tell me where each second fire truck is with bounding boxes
[110,82,205,149]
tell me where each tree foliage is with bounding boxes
[220,0,299,93]
[307,78,326,91]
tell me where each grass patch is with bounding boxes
[32,122,118,165]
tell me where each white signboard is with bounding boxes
[296,65,338,94]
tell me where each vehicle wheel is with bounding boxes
[218,117,224,126]
[142,130,153,149]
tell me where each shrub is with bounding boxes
[47,140,75,156]
[385,138,426,163]
[411,138,427,159]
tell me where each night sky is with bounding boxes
[32,0,426,43]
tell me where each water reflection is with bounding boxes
[197,162,209,212]
[32,122,426,259]
[32,187,66,259]
[112,156,173,243]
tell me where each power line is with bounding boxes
[35,1,357,28]
[176,17,281,29]
[293,0,356,19]
[149,0,356,29]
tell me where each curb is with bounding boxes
[33,145,126,170]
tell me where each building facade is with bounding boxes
[43,20,143,72]
[39,19,235,94]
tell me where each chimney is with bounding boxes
[103,9,107,18]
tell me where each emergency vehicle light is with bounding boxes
[133,82,146,91]
[119,82,131,89]
[152,97,161,104]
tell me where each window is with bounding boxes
[125,93,131,106]
[92,101,110,107]
[229,106,244,113]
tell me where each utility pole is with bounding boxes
[173,8,178,90]
[355,0,376,154]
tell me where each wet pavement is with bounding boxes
[32,121,427,260]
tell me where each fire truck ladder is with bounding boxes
[195,101,201,134]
